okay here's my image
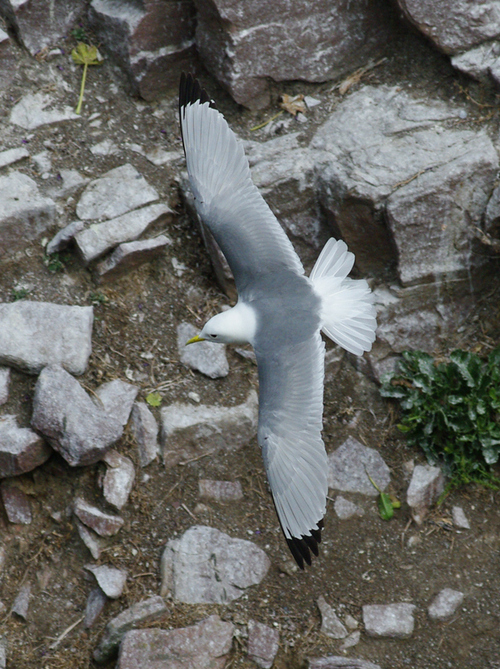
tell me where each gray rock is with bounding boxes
[49,169,90,199]
[328,437,390,496]
[46,220,86,255]
[76,519,108,560]
[0,301,93,375]
[161,390,258,468]
[406,464,445,525]
[317,596,348,639]
[0,415,51,477]
[452,506,470,529]
[95,379,139,427]
[11,583,31,619]
[0,172,55,257]
[362,603,416,638]
[76,164,159,221]
[0,147,29,169]
[0,27,18,91]
[0,368,10,405]
[93,595,167,663]
[75,203,171,263]
[160,525,270,604]
[339,631,361,652]
[84,588,108,629]
[73,497,124,537]
[102,450,135,510]
[0,635,5,669]
[86,565,127,599]
[31,365,124,466]
[130,402,159,467]
[333,496,364,520]
[177,322,229,379]
[116,615,234,669]
[90,139,120,157]
[484,182,500,239]
[95,235,171,280]
[247,620,279,669]
[309,657,381,669]
[452,41,500,85]
[1,481,32,524]
[10,92,79,130]
[428,588,464,621]
[199,479,243,502]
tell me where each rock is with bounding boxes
[88,0,196,101]
[49,168,90,198]
[484,183,500,239]
[73,497,124,537]
[31,365,124,466]
[0,27,18,91]
[339,631,361,651]
[160,525,270,604]
[95,379,139,428]
[130,402,159,467]
[317,596,348,639]
[46,220,86,255]
[0,415,51,477]
[344,615,358,630]
[198,479,243,502]
[0,368,9,404]
[11,583,31,619]
[160,390,258,468]
[452,41,500,86]
[93,595,168,663]
[129,145,183,167]
[308,657,381,669]
[247,620,279,669]
[328,437,390,496]
[76,519,108,560]
[428,588,464,621]
[102,450,135,510]
[177,322,229,379]
[0,147,29,169]
[0,635,5,669]
[194,0,395,109]
[452,506,470,529]
[0,172,55,257]
[32,150,52,175]
[117,615,233,669]
[0,301,93,375]
[86,565,127,599]
[95,235,171,280]
[362,603,416,638]
[1,481,32,524]
[75,203,171,263]
[333,496,364,520]
[9,92,79,130]
[84,588,108,629]
[76,164,159,221]
[406,464,445,525]
[90,140,120,157]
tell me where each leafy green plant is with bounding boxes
[146,392,162,407]
[71,43,103,114]
[89,292,108,306]
[381,348,500,491]
[11,288,29,301]
[44,252,68,273]
[365,470,401,521]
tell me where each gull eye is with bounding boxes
[210,334,217,338]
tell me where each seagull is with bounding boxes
[179,74,377,569]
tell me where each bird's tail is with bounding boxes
[309,238,377,356]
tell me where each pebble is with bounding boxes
[73,497,124,536]
[362,603,416,638]
[333,496,364,519]
[102,450,135,510]
[328,437,390,496]
[406,464,444,525]
[90,139,120,156]
[0,301,93,375]
[0,147,29,169]
[1,481,32,524]
[452,506,470,529]
[11,583,31,619]
[177,321,229,379]
[160,525,270,604]
[10,92,79,129]
[317,596,348,639]
[339,630,361,651]
[86,565,127,599]
[428,588,464,621]
[308,657,381,669]
[93,595,167,662]
[0,367,9,405]
[198,479,243,501]
[95,235,171,280]
[0,414,51,477]
[84,587,108,629]
[130,402,159,467]
[95,379,139,428]
[75,519,108,560]
[247,620,280,669]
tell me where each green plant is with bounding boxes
[71,43,103,114]
[89,292,108,306]
[44,252,68,273]
[11,288,29,301]
[381,348,500,491]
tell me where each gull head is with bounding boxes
[186,302,257,347]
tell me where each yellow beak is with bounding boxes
[185,334,205,345]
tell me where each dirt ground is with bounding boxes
[0,20,500,669]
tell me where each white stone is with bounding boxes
[334,496,364,519]
[317,596,348,639]
[86,565,127,599]
[363,603,416,638]
[10,92,79,130]
[428,588,464,621]
[95,235,171,279]
[247,620,280,669]
[308,656,381,669]
[0,147,29,169]
[95,379,138,427]
[407,464,444,525]
[102,450,135,510]
[90,139,120,156]
[328,437,390,496]
[0,367,10,405]
[177,321,229,379]
[452,506,470,529]
[130,402,159,467]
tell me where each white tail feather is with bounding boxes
[310,239,377,355]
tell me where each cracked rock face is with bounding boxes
[0,415,51,477]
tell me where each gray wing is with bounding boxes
[179,74,304,293]
[255,328,328,568]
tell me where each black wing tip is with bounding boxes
[286,520,324,571]
[179,73,214,112]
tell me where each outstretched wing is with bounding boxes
[179,73,304,293]
[255,329,328,569]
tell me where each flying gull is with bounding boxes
[179,73,377,569]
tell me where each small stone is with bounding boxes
[50,169,89,198]
[0,367,9,405]
[407,465,445,525]
[428,589,464,621]
[130,402,159,467]
[86,565,127,599]
[102,450,135,510]
[11,583,31,619]
[199,479,243,502]
[247,620,279,669]
[452,506,470,529]
[333,496,364,519]
[317,596,348,639]
[362,603,416,638]
[309,656,380,669]
[73,497,124,537]
[90,140,120,156]
[32,151,52,174]
[328,437,390,496]
[0,147,29,169]
[84,588,108,629]
[10,92,79,130]
[0,415,51,477]
[95,236,171,280]
[339,630,361,651]
[95,379,139,428]
[177,322,229,379]
[1,481,32,524]
[344,614,358,630]
[75,519,108,560]
[46,220,86,255]
[93,595,167,662]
